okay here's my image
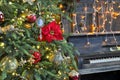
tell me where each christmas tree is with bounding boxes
[0,0,79,80]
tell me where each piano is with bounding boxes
[68,32,120,76]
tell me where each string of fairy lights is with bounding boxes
[72,0,120,34]
[71,0,120,47]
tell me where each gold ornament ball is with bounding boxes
[24,23,32,28]
[46,53,55,62]
[0,56,18,73]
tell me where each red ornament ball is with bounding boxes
[32,51,41,64]
[26,14,36,23]
[0,11,4,22]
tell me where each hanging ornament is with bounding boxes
[0,56,18,73]
[36,3,44,41]
[32,51,42,64]
[46,52,55,62]
[69,70,79,80]
[26,14,37,23]
[24,23,32,28]
[0,11,4,22]
[36,16,44,28]
[37,17,44,41]
[53,48,64,65]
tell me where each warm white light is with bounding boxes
[109,21,111,24]
[97,7,101,11]
[118,5,120,8]
[9,2,12,4]
[72,23,76,26]
[104,2,107,4]
[81,16,85,19]
[96,0,99,3]
[84,7,87,11]
[72,13,76,17]
[112,1,116,4]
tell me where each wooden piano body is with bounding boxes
[68,32,120,76]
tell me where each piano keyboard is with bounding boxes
[89,57,120,64]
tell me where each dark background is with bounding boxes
[81,70,120,80]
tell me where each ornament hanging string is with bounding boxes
[37,2,42,40]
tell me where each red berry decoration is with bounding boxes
[26,14,36,23]
[32,51,41,64]
[0,11,4,22]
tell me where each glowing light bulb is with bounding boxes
[112,1,116,4]
[37,46,40,49]
[118,5,120,8]
[105,2,107,4]
[81,16,85,19]
[58,71,62,75]
[46,55,49,59]
[59,4,63,9]
[0,42,5,47]
[96,0,99,2]
[9,2,12,4]
[72,23,76,27]
[84,7,87,11]
[109,21,111,24]
[72,13,76,17]
[97,7,101,11]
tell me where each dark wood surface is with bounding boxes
[81,70,120,80]
[68,33,120,77]
[68,32,120,55]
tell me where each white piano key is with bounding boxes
[89,57,120,64]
